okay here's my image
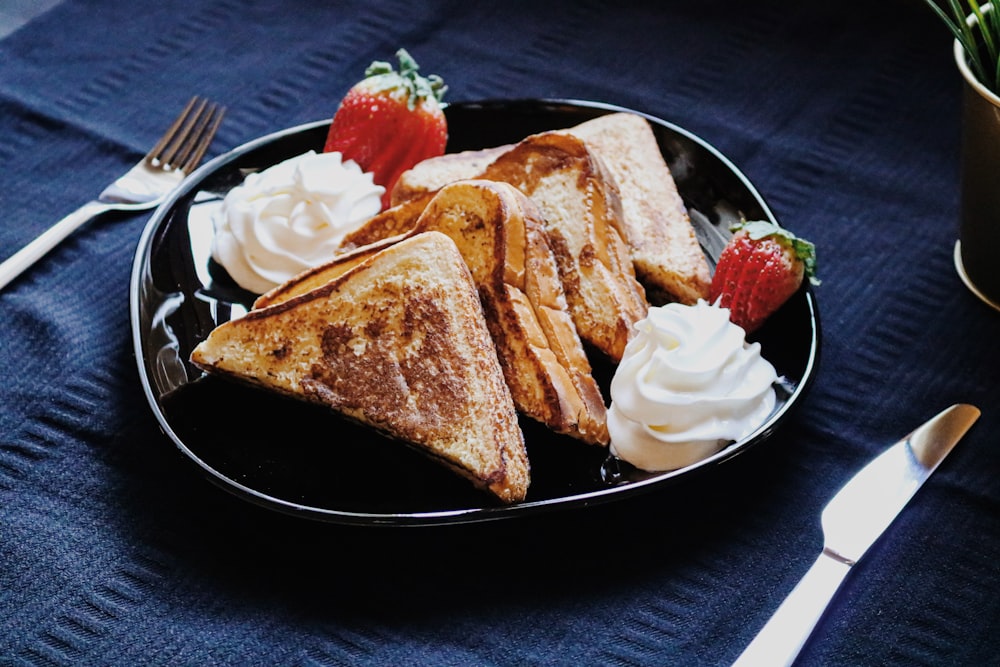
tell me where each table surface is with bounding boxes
[2,1,998,665]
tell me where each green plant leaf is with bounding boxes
[923,0,998,92]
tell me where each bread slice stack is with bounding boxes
[190,231,529,503]
[477,131,648,361]
[390,112,711,308]
[261,180,607,446]
[566,113,711,305]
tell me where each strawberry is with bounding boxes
[323,48,447,209]
[709,220,818,333]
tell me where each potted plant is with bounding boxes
[923,1,1000,92]
[922,0,1000,310]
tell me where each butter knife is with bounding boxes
[732,403,981,667]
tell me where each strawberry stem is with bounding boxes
[733,219,820,285]
[364,49,448,109]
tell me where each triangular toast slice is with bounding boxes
[478,131,648,362]
[389,112,711,306]
[261,180,609,446]
[566,112,710,305]
[190,231,529,503]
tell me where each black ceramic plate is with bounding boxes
[130,99,819,527]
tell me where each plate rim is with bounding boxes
[129,97,821,527]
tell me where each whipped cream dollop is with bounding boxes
[608,299,778,471]
[211,150,384,294]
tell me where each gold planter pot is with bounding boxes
[954,36,1000,311]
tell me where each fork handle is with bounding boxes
[731,551,852,667]
[0,201,113,292]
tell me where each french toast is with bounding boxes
[478,131,648,362]
[190,231,529,503]
[253,234,403,309]
[390,146,508,205]
[264,180,609,446]
[338,193,432,250]
[389,112,711,306]
[566,113,710,305]
[390,146,507,208]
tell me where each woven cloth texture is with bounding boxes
[1,1,998,665]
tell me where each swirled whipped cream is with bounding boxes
[211,150,384,294]
[608,299,777,471]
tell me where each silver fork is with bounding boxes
[0,96,225,292]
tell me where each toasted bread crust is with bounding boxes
[339,194,433,251]
[253,235,403,309]
[479,132,648,361]
[191,232,529,503]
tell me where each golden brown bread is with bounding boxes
[478,132,648,362]
[566,113,710,305]
[390,146,506,208]
[364,131,648,361]
[339,193,432,251]
[390,147,508,205]
[190,231,529,503]
[415,180,608,444]
[390,111,711,306]
[253,234,402,309]
[264,180,609,446]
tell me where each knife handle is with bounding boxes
[732,551,851,667]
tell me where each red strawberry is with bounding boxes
[709,220,818,333]
[324,49,447,209]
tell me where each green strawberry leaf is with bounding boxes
[364,48,447,109]
[732,219,820,285]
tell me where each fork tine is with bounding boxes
[145,96,225,173]
[156,97,208,167]
[178,103,225,173]
[164,98,210,167]
[144,97,199,165]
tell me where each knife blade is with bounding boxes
[732,403,981,667]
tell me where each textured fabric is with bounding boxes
[1,1,998,665]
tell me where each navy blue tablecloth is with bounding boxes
[2,1,998,665]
